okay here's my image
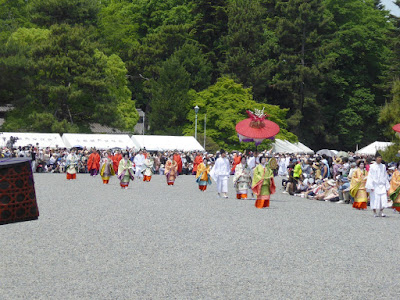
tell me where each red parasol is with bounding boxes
[392,124,400,133]
[236,108,280,145]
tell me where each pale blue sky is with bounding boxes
[381,0,400,16]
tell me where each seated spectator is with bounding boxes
[337,177,350,204]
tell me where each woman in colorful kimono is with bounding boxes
[233,156,252,199]
[100,151,115,184]
[165,155,178,185]
[196,158,211,191]
[389,162,400,213]
[251,155,276,208]
[117,152,135,189]
[143,155,154,182]
[350,160,368,210]
[66,149,78,180]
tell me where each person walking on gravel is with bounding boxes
[210,149,230,198]
[252,155,276,209]
[365,153,390,217]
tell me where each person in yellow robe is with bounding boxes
[165,155,178,185]
[117,153,135,189]
[100,151,115,184]
[196,158,211,191]
[350,160,368,210]
[389,162,400,212]
[251,155,276,209]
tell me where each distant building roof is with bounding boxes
[89,123,131,134]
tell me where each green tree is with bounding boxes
[149,56,190,134]
[183,77,296,150]
[191,0,228,80]
[2,24,138,133]
[264,0,331,144]
[28,0,100,27]
[97,0,140,59]
[169,42,212,91]
[379,80,400,137]
[322,0,394,149]
[220,0,274,97]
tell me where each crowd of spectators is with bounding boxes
[277,152,397,207]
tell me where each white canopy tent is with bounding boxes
[271,139,314,154]
[131,135,205,152]
[62,134,136,150]
[355,141,393,156]
[294,142,315,154]
[0,132,65,148]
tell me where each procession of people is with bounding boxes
[2,142,400,214]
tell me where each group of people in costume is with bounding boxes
[66,149,180,189]
[195,149,276,209]
[17,142,400,213]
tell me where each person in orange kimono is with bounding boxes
[173,151,183,175]
[389,162,400,213]
[230,152,242,174]
[196,158,211,191]
[113,150,122,174]
[87,149,100,176]
[165,155,178,185]
[192,152,203,175]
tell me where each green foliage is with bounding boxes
[28,0,100,27]
[381,141,400,163]
[0,0,31,42]
[183,77,297,150]
[149,56,190,134]
[379,80,400,137]
[97,1,140,58]
[0,0,398,151]
[2,24,138,133]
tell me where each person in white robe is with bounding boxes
[210,149,230,198]
[278,155,288,176]
[133,150,145,179]
[365,154,390,217]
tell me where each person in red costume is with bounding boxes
[230,151,242,175]
[173,150,183,175]
[87,149,100,176]
[192,152,203,175]
[113,150,122,174]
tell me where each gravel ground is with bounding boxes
[1,173,400,300]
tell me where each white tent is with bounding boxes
[294,142,314,154]
[355,141,393,156]
[62,134,136,150]
[131,135,204,152]
[271,139,313,154]
[0,132,65,148]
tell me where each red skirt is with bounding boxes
[255,195,270,209]
[353,202,367,210]
[66,173,76,180]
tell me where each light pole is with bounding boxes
[142,111,145,135]
[194,105,199,141]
